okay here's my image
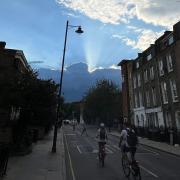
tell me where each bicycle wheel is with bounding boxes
[122,155,130,177]
[132,165,141,180]
[99,152,105,167]
[101,156,105,167]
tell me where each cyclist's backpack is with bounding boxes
[100,128,106,140]
[127,129,138,147]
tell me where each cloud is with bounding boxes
[66,12,79,18]
[130,0,180,28]
[109,64,119,69]
[57,0,132,24]
[57,0,180,28]
[113,28,163,51]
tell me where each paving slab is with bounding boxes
[4,128,66,180]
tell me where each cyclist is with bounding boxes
[119,124,129,153]
[96,123,108,155]
[119,124,138,162]
[127,127,138,162]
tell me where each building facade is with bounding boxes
[119,21,180,144]
[0,41,30,130]
[118,60,133,124]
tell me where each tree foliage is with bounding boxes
[83,79,122,125]
[0,69,59,127]
[63,102,81,122]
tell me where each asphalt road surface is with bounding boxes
[63,125,180,180]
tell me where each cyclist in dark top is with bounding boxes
[96,123,108,153]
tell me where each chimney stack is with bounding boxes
[0,41,6,49]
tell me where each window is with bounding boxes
[141,114,145,127]
[136,115,140,127]
[168,35,174,45]
[147,114,155,128]
[152,87,157,106]
[159,59,164,76]
[129,72,132,79]
[160,39,168,50]
[165,111,172,128]
[170,79,178,102]
[134,92,138,108]
[146,90,150,107]
[175,111,180,131]
[137,74,141,87]
[122,74,125,83]
[161,82,168,104]
[139,91,143,107]
[136,61,139,68]
[150,66,154,80]
[147,53,152,61]
[166,53,173,72]
[133,76,136,89]
[144,69,148,82]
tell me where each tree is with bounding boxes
[63,102,81,122]
[83,79,122,126]
[0,69,59,152]
[0,69,59,127]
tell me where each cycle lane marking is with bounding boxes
[140,165,159,178]
[64,134,76,180]
[76,145,82,154]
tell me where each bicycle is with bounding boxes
[98,142,106,167]
[121,151,141,180]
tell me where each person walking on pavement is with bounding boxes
[81,123,88,136]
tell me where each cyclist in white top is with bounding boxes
[119,125,129,152]
[119,124,138,162]
[96,123,108,151]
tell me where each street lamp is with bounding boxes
[52,20,83,153]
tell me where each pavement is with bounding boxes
[110,131,180,157]
[4,128,66,180]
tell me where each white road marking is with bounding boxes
[140,146,159,155]
[77,145,82,154]
[106,144,117,153]
[91,148,113,154]
[140,165,159,178]
[64,134,76,180]
[65,134,76,136]
[92,149,98,153]
[113,145,121,151]
[106,147,113,154]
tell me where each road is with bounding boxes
[63,125,180,180]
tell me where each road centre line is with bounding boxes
[112,145,121,151]
[106,147,113,154]
[106,144,117,153]
[64,134,76,180]
[77,145,82,154]
[65,134,76,136]
[140,165,159,178]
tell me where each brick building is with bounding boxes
[119,21,180,144]
[118,60,134,124]
[0,41,30,142]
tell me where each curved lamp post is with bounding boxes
[52,21,83,153]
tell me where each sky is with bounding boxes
[0,0,180,71]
